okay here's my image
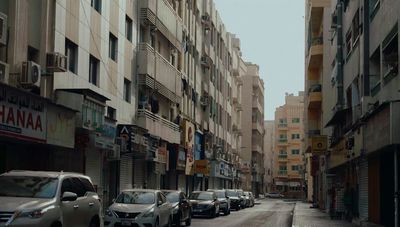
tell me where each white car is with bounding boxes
[104,189,172,227]
[0,170,102,227]
[265,192,284,198]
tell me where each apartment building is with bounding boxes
[305,0,400,225]
[241,63,265,197]
[273,92,304,199]
[263,120,274,193]
[0,0,138,206]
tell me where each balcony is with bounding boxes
[252,144,262,154]
[308,89,322,110]
[252,98,263,113]
[307,37,323,69]
[137,43,182,103]
[136,109,180,144]
[278,170,288,176]
[253,78,264,95]
[278,138,288,146]
[139,0,182,51]
[278,153,288,159]
[278,123,288,130]
[252,122,263,134]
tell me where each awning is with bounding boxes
[325,107,350,127]
[57,88,110,102]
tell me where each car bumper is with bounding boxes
[191,207,213,216]
[104,216,155,227]
[229,201,241,209]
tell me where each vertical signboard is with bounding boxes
[184,120,195,175]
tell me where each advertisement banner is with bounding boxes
[0,85,47,143]
[311,135,328,155]
[177,146,186,171]
[194,132,204,160]
[184,120,195,175]
[47,105,75,148]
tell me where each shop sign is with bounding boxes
[146,135,159,161]
[311,135,327,154]
[156,145,167,164]
[47,105,75,148]
[117,124,148,154]
[194,160,210,176]
[90,119,116,151]
[0,85,46,143]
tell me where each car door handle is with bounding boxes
[89,202,94,207]
[73,205,79,209]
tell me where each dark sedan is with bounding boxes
[225,189,242,211]
[162,190,192,226]
[189,191,220,218]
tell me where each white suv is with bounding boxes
[0,170,102,227]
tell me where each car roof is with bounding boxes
[207,189,225,192]
[121,189,159,193]
[162,190,183,193]
[1,170,89,179]
[191,191,213,194]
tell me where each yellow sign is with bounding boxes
[194,160,210,176]
[311,135,327,154]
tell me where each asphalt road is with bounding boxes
[191,199,295,227]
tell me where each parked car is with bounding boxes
[248,192,255,207]
[207,189,230,215]
[265,192,284,198]
[104,189,172,227]
[243,191,255,207]
[225,189,242,211]
[0,170,102,227]
[236,189,246,208]
[162,190,192,226]
[188,191,220,218]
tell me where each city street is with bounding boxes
[191,199,295,227]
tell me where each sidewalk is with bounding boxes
[292,202,356,227]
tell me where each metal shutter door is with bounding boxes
[85,149,102,192]
[120,156,133,191]
[133,159,145,188]
[359,159,368,220]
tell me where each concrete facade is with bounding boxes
[263,120,274,193]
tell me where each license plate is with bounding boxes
[194,209,202,212]
[121,220,131,226]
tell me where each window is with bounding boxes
[125,16,133,42]
[65,39,78,74]
[352,10,360,45]
[279,165,287,171]
[291,134,300,139]
[109,33,118,62]
[369,0,380,20]
[292,118,300,123]
[292,149,300,155]
[382,24,398,83]
[279,134,287,139]
[369,47,381,96]
[91,0,101,13]
[291,165,300,171]
[107,107,116,120]
[345,30,352,58]
[279,118,287,123]
[89,55,99,86]
[123,79,131,103]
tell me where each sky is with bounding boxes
[214,0,306,120]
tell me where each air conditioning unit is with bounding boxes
[0,12,7,46]
[47,52,67,72]
[201,56,211,68]
[106,145,121,160]
[0,60,9,83]
[20,61,41,88]
[200,95,209,106]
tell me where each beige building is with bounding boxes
[273,92,305,199]
[263,120,274,193]
[240,63,265,196]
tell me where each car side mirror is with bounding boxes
[62,191,77,202]
[158,200,163,206]
[214,198,218,202]
[226,196,229,199]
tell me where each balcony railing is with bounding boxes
[138,43,182,103]
[137,109,180,144]
[278,154,288,159]
[278,123,288,129]
[252,98,263,113]
[278,138,288,143]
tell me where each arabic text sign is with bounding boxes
[0,85,46,142]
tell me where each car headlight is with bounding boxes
[105,209,114,217]
[142,207,154,218]
[18,205,55,219]
[173,205,179,213]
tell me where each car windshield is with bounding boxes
[244,192,249,196]
[0,176,58,198]
[163,192,179,203]
[115,191,155,204]
[226,190,238,197]
[215,191,225,198]
[189,192,213,200]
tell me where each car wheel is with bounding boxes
[185,215,191,226]
[89,216,100,227]
[224,208,229,215]
[51,221,62,227]
[211,207,216,218]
